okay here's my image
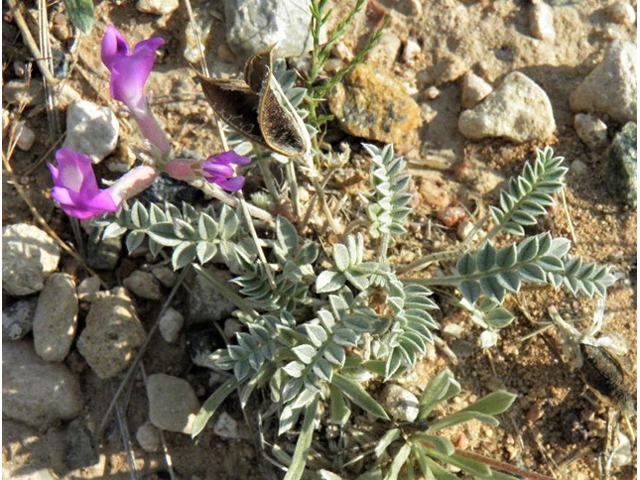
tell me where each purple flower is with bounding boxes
[101,26,171,156]
[49,148,119,219]
[201,151,251,191]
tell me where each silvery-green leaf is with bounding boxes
[316,271,345,293]
[283,399,318,480]
[375,428,401,458]
[125,230,145,252]
[518,263,546,282]
[476,244,496,272]
[427,411,499,432]
[191,376,239,438]
[196,241,217,264]
[485,308,515,328]
[329,384,351,425]
[460,390,517,415]
[497,271,521,293]
[276,216,298,253]
[479,330,499,349]
[324,343,345,366]
[295,242,319,265]
[479,276,505,303]
[292,344,317,364]
[283,361,306,378]
[495,244,517,268]
[459,280,481,304]
[331,373,389,420]
[102,222,127,239]
[198,213,219,240]
[332,328,358,347]
[173,218,197,240]
[517,236,539,262]
[148,222,182,246]
[172,241,197,269]
[219,205,239,240]
[333,244,350,272]
[456,253,476,276]
[302,324,328,347]
[63,0,94,33]
[130,201,149,227]
[383,443,411,480]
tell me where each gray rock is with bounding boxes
[63,100,119,163]
[2,340,83,427]
[2,224,61,296]
[159,307,184,343]
[574,113,608,150]
[460,72,492,109]
[569,159,589,176]
[136,421,161,452]
[607,122,637,208]
[123,270,163,300]
[15,122,36,151]
[608,3,636,27]
[458,72,556,143]
[530,0,556,42]
[223,318,243,341]
[189,268,237,323]
[136,0,178,15]
[33,273,78,362]
[570,41,636,123]
[223,0,315,60]
[77,287,146,378]
[65,419,99,470]
[379,384,420,422]
[147,374,200,434]
[152,266,178,287]
[86,228,121,271]
[77,276,101,301]
[2,79,44,106]
[214,411,238,439]
[2,298,37,340]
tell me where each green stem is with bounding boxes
[286,160,300,218]
[379,233,391,260]
[256,157,281,204]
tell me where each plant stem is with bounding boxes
[257,157,281,204]
[286,160,300,218]
[379,233,391,260]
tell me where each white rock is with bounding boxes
[379,384,420,422]
[147,374,200,434]
[530,0,556,42]
[608,3,636,27]
[159,307,184,343]
[77,276,101,301]
[424,86,440,100]
[224,0,317,59]
[15,122,36,151]
[63,100,119,163]
[570,41,636,123]
[461,72,492,109]
[403,40,421,64]
[2,224,61,296]
[214,411,238,439]
[2,298,37,340]
[123,270,163,300]
[77,288,146,379]
[570,160,589,176]
[456,220,477,242]
[136,422,161,452]
[3,340,83,427]
[2,79,44,106]
[136,0,178,15]
[332,41,353,62]
[574,113,608,150]
[458,72,556,143]
[33,273,78,362]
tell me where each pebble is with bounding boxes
[136,0,179,15]
[569,41,636,123]
[86,228,122,271]
[327,64,421,148]
[608,3,636,27]
[223,0,316,59]
[223,318,243,341]
[63,100,119,163]
[417,174,451,210]
[331,41,353,62]
[214,411,239,439]
[159,307,184,343]
[460,72,492,109]
[530,0,556,42]
[77,288,146,379]
[2,79,44,106]
[574,113,608,150]
[2,224,61,296]
[379,384,420,422]
[377,0,422,16]
[123,270,163,300]
[368,32,402,68]
[14,122,35,151]
[437,205,467,228]
[424,86,440,100]
[458,72,556,143]
[189,268,237,323]
[136,422,161,452]
[33,273,78,362]
[2,298,37,340]
[569,160,589,176]
[456,220,477,242]
[147,373,201,434]
[152,266,178,287]
[607,122,637,208]
[77,276,101,301]
[65,418,99,470]
[2,340,83,427]
[403,40,421,64]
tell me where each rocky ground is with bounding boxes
[2,0,637,479]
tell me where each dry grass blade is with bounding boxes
[38,0,62,139]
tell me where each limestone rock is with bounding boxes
[214,411,239,439]
[2,224,61,296]
[189,268,237,323]
[607,122,637,208]
[458,72,556,143]
[15,122,36,151]
[608,3,636,27]
[136,422,161,452]
[86,228,122,271]
[379,384,420,422]
[63,100,119,163]
[136,0,179,15]
[77,276,101,301]
[223,0,315,60]
[123,270,163,301]
[33,273,78,362]
[77,288,146,378]
[570,41,636,123]
[147,374,200,434]
[327,64,422,148]
[530,0,556,42]
[3,340,83,427]
[461,72,492,109]
[574,113,608,150]
[159,307,184,343]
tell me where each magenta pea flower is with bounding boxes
[165,151,251,192]
[49,148,120,219]
[101,25,171,156]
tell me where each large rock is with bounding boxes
[33,273,78,362]
[458,72,556,143]
[379,384,420,422]
[77,288,146,378]
[63,100,119,163]
[327,64,422,148]
[223,0,315,60]
[607,122,637,208]
[2,224,61,296]
[2,340,83,427]
[147,374,200,434]
[570,41,636,123]
[189,268,237,323]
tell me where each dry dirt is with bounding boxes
[2,0,637,479]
